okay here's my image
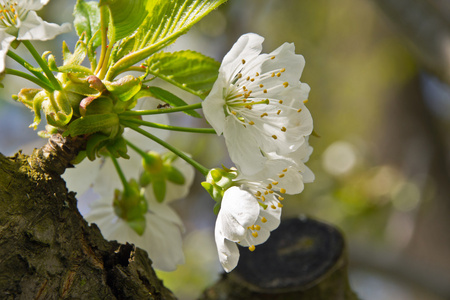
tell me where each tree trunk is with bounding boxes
[200,217,358,300]
[0,134,175,299]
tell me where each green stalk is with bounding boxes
[5,68,54,91]
[22,40,62,90]
[123,121,209,176]
[120,102,203,116]
[7,51,52,88]
[109,153,129,189]
[125,139,149,159]
[120,117,216,134]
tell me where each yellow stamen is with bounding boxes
[272,135,277,139]
[252,232,258,238]
[277,110,281,115]
[280,68,286,72]
[283,82,289,88]
[278,203,283,208]
[297,108,302,113]
[272,181,279,185]
[248,121,255,125]
[249,245,256,251]
[280,188,286,194]
[261,217,267,223]
[242,59,246,64]
[303,99,309,104]
[279,173,285,178]
[281,127,287,132]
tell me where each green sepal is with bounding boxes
[139,171,152,187]
[166,164,185,185]
[152,177,166,203]
[64,113,119,137]
[146,86,201,118]
[213,202,221,215]
[64,80,102,97]
[201,181,224,203]
[127,216,146,236]
[105,75,141,102]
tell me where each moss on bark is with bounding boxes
[0,135,176,299]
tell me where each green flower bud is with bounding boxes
[142,151,163,175]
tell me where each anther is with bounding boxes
[242,59,246,64]
[255,225,261,230]
[260,113,268,118]
[278,173,285,178]
[259,84,264,88]
[271,56,275,60]
[278,203,283,208]
[261,217,267,223]
[249,245,256,251]
[272,181,279,185]
[283,82,289,88]
[255,191,261,197]
[248,121,255,125]
[261,195,265,201]
[278,196,284,201]
[264,191,269,195]
[271,204,277,209]
[263,89,267,93]
[237,73,242,78]
[252,232,258,238]
[280,68,286,72]
[303,99,309,104]
[281,127,286,132]
[250,78,255,82]
[283,168,288,172]
[279,100,283,104]
[231,111,237,115]
[256,72,259,76]
[272,135,278,139]
[280,188,286,194]
[266,184,272,189]
[277,110,281,115]
[271,73,275,77]
[246,76,250,81]
[297,108,302,113]
[276,72,281,77]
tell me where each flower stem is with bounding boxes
[119,117,216,134]
[5,68,54,91]
[120,102,203,116]
[22,40,62,90]
[124,139,148,158]
[122,121,210,176]
[109,152,129,189]
[7,51,52,89]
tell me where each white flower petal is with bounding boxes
[17,11,71,41]
[0,31,16,72]
[217,186,259,241]
[214,232,240,273]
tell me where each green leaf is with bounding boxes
[74,0,101,44]
[146,86,202,118]
[86,133,110,160]
[146,50,220,98]
[152,178,166,203]
[62,40,87,66]
[99,0,149,41]
[107,0,228,80]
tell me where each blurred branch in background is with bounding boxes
[370,0,450,85]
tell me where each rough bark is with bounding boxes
[200,217,358,300]
[0,134,175,299]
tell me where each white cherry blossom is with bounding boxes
[212,154,310,272]
[202,33,313,175]
[0,0,71,72]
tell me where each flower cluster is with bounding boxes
[202,33,314,271]
[4,0,314,275]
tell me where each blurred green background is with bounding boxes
[1,1,449,299]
